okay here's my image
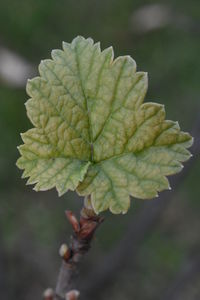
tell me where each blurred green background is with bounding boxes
[0,0,199,299]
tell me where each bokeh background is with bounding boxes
[0,0,200,299]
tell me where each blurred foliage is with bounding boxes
[0,0,199,299]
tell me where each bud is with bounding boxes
[65,290,80,300]
[59,244,71,262]
[65,211,80,233]
[43,288,54,300]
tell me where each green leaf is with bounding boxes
[17,128,90,196]
[17,36,193,214]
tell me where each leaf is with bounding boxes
[17,36,193,214]
[17,128,90,196]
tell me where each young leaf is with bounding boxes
[17,36,193,214]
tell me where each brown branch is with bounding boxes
[80,120,200,300]
[50,199,104,300]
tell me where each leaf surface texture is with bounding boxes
[17,36,193,213]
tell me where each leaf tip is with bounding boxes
[57,189,67,197]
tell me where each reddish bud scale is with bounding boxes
[65,211,80,233]
[79,220,99,240]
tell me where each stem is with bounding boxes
[51,198,103,300]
